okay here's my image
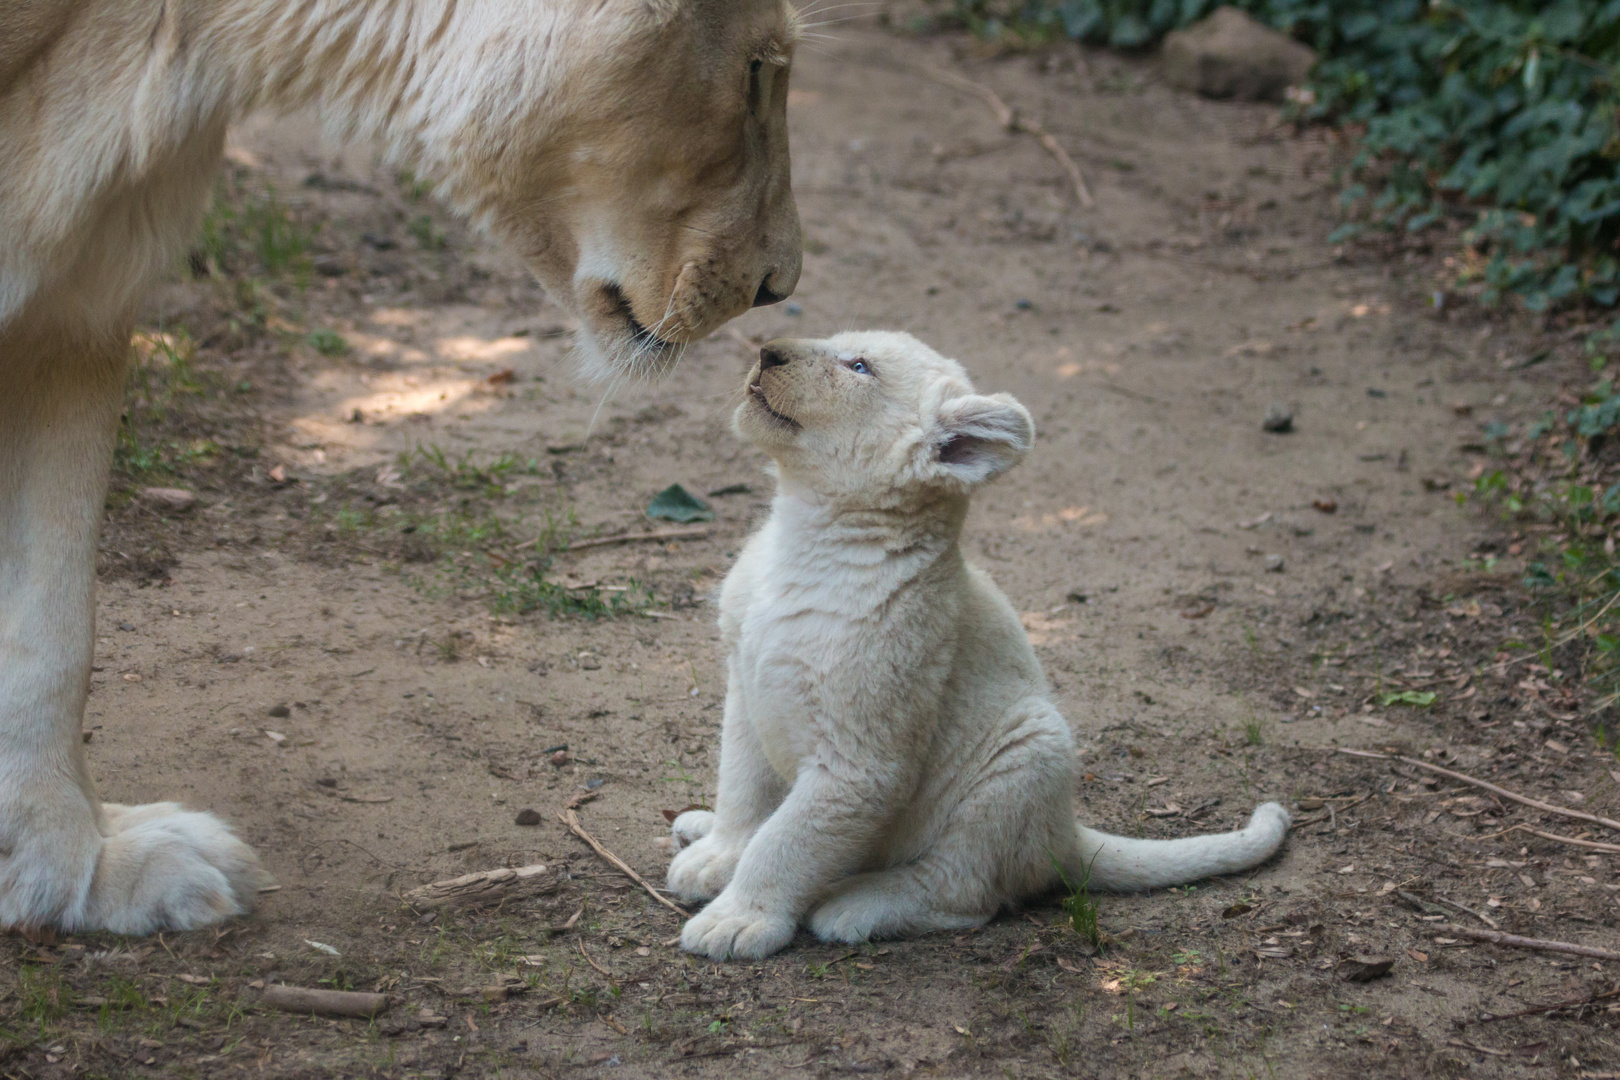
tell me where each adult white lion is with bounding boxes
[0,0,802,934]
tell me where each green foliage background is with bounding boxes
[936,0,1620,315]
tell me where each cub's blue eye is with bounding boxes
[850,360,870,375]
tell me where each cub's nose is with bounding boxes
[758,344,791,371]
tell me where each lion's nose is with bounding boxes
[758,344,790,371]
[752,280,789,308]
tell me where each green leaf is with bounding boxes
[646,484,714,523]
[1378,690,1437,708]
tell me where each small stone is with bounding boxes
[577,653,601,671]
[118,622,136,632]
[514,808,542,826]
[1338,956,1394,983]
[267,703,290,718]
[784,302,803,316]
[1262,403,1293,433]
[140,486,197,513]
[1264,554,1285,573]
[1162,7,1317,103]
[550,750,570,767]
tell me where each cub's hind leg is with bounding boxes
[666,672,786,902]
[809,712,1075,944]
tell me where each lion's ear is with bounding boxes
[933,392,1034,485]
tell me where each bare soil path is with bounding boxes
[7,20,1618,1080]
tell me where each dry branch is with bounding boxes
[1479,983,1620,1024]
[918,65,1094,208]
[559,808,688,918]
[1335,748,1620,834]
[1439,924,1620,962]
[403,863,553,910]
[1509,824,1620,854]
[563,527,709,552]
[260,985,389,1018]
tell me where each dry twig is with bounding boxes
[578,937,618,982]
[1508,824,1620,855]
[1335,748,1620,834]
[1439,924,1620,962]
[403,863,554,910]
[563,527,709,552]
[260,985,389,1018]
[1478,983,1620,1024]
[559,808,689,918]
[918,65,1094,208]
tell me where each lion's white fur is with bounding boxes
[665,332,1290,960]
[0,0,799,934]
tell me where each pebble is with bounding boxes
[1264,554,1285,573]
[1262,403,1293,433]
[514,808,542,826]
[140,486,197,513]
[267,703,290,718]
[550,750,570,767]
[578,652,601,671]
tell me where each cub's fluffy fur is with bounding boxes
[665,332,1290,960]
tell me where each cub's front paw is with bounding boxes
[680,890,797,961]
[667,809,715,853]
[666,833,741,902]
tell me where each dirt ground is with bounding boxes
[6,16,1620,1080]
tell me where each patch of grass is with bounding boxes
[197,180,314,286]
[1242,717,1265,746]
[1051,852,1101,951]
[408,214,446,251]
[112,329,224,493]
[307,329,349,356]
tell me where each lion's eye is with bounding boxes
[849,359,871,375]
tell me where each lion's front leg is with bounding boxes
[0,328,269,933]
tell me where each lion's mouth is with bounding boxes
[602,283,677,358]
[748,380,798,428]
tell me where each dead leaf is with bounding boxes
[268,464,288,484]
[1056,957,1085,974]
[1406,948,1428,963]
[486,368,515,385]
[1312,498,1338,513]
[1181,603,1214,619]
[1221,902,1252,919]
[1339,957,1393,982]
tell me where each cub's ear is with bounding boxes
[934,392,1034,485]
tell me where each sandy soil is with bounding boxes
[6,20,1619,1080]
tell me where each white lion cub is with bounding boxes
[666,332,1290,960]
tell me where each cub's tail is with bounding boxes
[1065,803,1291,893]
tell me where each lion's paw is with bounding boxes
[666,832,742,902]
[680,891,796,960]
[86,803,270,934]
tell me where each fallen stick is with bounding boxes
[1509,824,1620,855]
[578,937,618,982]
[1431,896,1500,931]
[260,985,389,1018]
[559,808,689,918]
[1335,748,1620,834]
[1478,983,1620,1024]
[403,863,553,910]
[918,65,1094,208]
[1438,924,1620,962]
[563,527,709,552]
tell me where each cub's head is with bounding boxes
[734,332,1034,504]
[439,0,802,380]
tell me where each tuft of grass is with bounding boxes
[1050,851,1101,950]
[197,181,314,285]
[1242,717,1264,746]
[307,329,349,356]
[408,214,446,251]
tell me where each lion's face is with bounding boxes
[734,332,1034,505]
[480,0,802,379]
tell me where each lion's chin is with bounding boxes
[573,282,684,382]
